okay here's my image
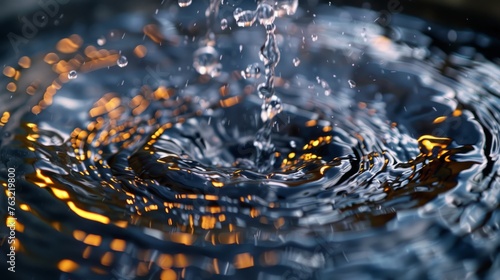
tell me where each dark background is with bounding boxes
[0,0,499,57]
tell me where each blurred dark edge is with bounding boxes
[0,0,498,58]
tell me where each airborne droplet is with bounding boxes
[193,46,221,77]
[221,18,228,30]
[178,0,192,7]
[233,8,256,27]
[348,79,356,88]
[68,70,77,79]
[97,36,106,46]
[256,3,276,25]
[242,63,261,79]
[261,95,283,122]
[267,0,299,17]
[257,83,273,99]
[117,56,128,67]
[292,57,300,67]
[259,25,280,66]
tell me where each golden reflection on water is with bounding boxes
[1,32,158,119]
[7,124,474,277]
[67,202,110,224]
[57,259,79,273]
[12,115,470,276]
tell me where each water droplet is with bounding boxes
[257,84,273,99]
[256,3,276,25]
[271,0,299,16]
[290,140,296,148]
[265,23,276,34]
[220,18,228,30]
[259,28,280,66]
[117,56,128,67]
[311,34,318,41]
[178,0,192,7]
[292,57,300,67]
[242,63,261,79]
[427,26,432,31]
[97,36,106,46]
[233,8,256,27]
[68,70,77,79]
[193,46,221,77]
[261,95,283,122]
[348,80,356,88]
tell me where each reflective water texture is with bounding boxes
[1,1,500,280]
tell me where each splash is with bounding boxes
[233,0,298,171]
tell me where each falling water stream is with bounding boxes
[1,1,500,279]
